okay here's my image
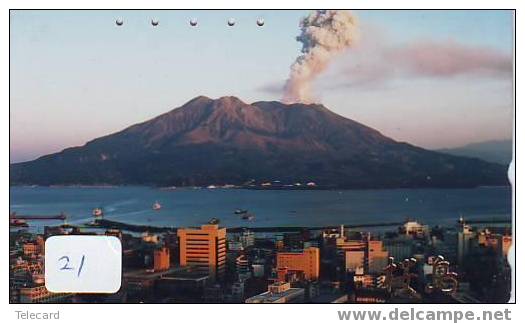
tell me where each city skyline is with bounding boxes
[10,10,514,163]
[10,216,513,303]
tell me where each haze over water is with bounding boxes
[10,186,511,231]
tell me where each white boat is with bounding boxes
[92,208,103,217]
[152,202,162,211]
[241,213,255,221]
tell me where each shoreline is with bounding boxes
[86,218,512,234]
[8,184,512,191]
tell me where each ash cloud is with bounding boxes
[282,10,359,104]
[329,25,513,90]
[385,40,512,79]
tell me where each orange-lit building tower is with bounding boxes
[276,247,320,281]
[153,247,170,272]
[367,240,389,273]
[276,267,289,282]
[178,224,227,280]
[338,233,388,274]
[35,235,45,255]
[502,235,512,257]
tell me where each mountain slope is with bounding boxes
[10,96,509,188]
[437,140,513,166]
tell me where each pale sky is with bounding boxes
[10,10,514,163]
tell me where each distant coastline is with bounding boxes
[9,183,512,190]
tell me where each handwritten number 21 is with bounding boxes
[58,255,85,277]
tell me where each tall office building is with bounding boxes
[458,224,475,267]
[178,224,227,280]
[343,241,388,274]
[236,254,251,280]
[502,235,512,257]
[345,250,365,273]
[337,232,388,274]
[228,229,255,251]
[478,230,513,258]
[153,247,170,272]
[383,238,413,262]
[367,240,389,273]
[276,247,320,280]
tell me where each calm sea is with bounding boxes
[9,186,512,232]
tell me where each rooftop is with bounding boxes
[245,283,305,304]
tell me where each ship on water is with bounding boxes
[92,207,103,217]
[241,213,255,221]
[152,201,162,211]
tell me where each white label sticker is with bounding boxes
[45,235,122,293]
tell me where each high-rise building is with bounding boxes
[502,235,512,257]
[276,267,289,282]
[430,228,458,262]
[337,233,388,274]
[479,231,513,259]
[35,236,45,255]
[345,250,365,273]
[239,229,255,248]
[276,247,319,280]
[163,232,180,266]
[368,240,389,273]
[178,224,227,280]
[236,254,251,280]
[384,238,413,262]
[228,229,255,251]
[153,247,170,272]
[283,232,305,250]
[458,224,475,266]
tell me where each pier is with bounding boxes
[10,212,67,221]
